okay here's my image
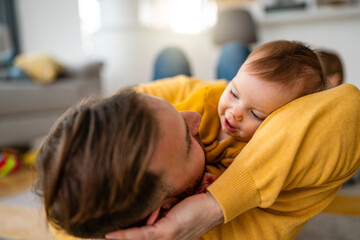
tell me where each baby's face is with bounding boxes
[218,64,300,141]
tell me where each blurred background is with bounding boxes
[2,0,360,95]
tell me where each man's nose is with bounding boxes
[181,111,201,136]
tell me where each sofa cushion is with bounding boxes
[0,78,87,116]
[0,60,102,146]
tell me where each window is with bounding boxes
[138,0,217,34]
[78,0,101,54]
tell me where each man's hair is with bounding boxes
[317,49,344,85]
[247,40,330,96]
[35,89,167,238]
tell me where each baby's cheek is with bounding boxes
[250,123,261,136]
[218,101,227,116]
[218,92,228,109]
[217,106,223,117]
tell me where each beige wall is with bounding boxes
[16,0,84,63]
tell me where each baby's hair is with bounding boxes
[247,40,330,97]
[317,49,344,85]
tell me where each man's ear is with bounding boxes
[146,197,179,225]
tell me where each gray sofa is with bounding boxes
[0,61,103,147]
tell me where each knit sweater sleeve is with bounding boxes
[135,75,227,105]
[207,84,360,223]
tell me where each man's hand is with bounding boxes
[102,192,223,240]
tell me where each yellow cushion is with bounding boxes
[14,53,64,84]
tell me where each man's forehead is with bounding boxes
[142,93,165,104]
[145,94,188,169]
[142,94,175,110]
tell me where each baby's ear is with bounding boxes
[329,72,342,87]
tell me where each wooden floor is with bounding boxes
[0,168,35,199]
[0,168,55,240]
[0,204,55,240]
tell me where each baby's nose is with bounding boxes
[233,114,242,121]
[231,108,243,122]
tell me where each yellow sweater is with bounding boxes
[136,75,228,106]
[137,77,360,239]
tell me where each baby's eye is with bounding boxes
[230,89,238,99]
[250,110,265,121]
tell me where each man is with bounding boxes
[36,88,216,239]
